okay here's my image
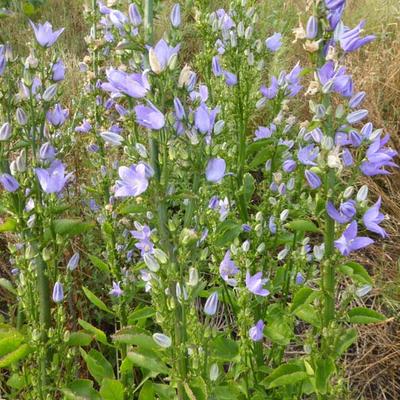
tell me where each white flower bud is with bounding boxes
[153,333,172,348]
[143,253,160,272]
[210,363,219,381]
[357,185,368,202]
[343,186,354,199]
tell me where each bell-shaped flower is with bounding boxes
[129,4,142,26]
[363,197,386,237]
[338,20,376,52]
[35,160,71,194]
[219,250,239,286]
[327,200,356,224]
[265,32,282,52]
[148,39,180,74]
[246,271,270,296]
[334,221,374,256]
[29,21,64,48]
[114,164,149,197]
[102,68,150,98]
[134,103,165,130]
[46,103,68,127]
[67,252,80,271]
[205,158,226,183]
[260,76,279,99]
[249,320,264,342]
[52,59,65,81]
[194,103,219,134]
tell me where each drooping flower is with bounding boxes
[363,197,386,237]
[0,173,19,192]
[35,160,71,194]
[326,200,356,224]
[135,104,165,130]
[204,291,218,316]
[114,164,149,197]
[219,250,239,286]
[334,221,374,256]
[102,68,150,98]
[46,104,68,127]
[265,32,282,52]
[29,21,64,48]
[52,281,64,302]
[39,142,57,161]
[205,158,226,183]
[249,320,264,342]
[246,271,270,296]
[109,281,123,297]
[52,59,65,82]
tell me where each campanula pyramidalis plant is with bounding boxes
[0,0,397,399]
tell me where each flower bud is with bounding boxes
[204,291,218,316]
[210,363,219,381]
[188,267,199,286]
[170,3,181,28]
[153,333,172,348]
[357,185,368,202]
[52,281,64,303]
[0,122,11,141]
[43,83,58,101]
[16,108,27,125]
[143,253,160,272]
[306,16,318,39]
[67,252,80,271]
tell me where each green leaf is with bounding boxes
[334,328,357,356]
[240,173,255,205]
[339,261,372,285]
[80,349,114,384]
[291,287,318,312]
[211,336,239,361]
[67,331,93,347]
[315,357,335,394]
[127,306,155,324]
[62,379,101,400]
[348,307,386,324]
[112,327,156,351]
[52,219,94,237]
[184,377,207,400]
[87,254,110,274]
[83,287,113,315]
[262,363,308,389]
[78,319,108,345]
[264,321,293,346]
[0,219,17,233]
[139,381,155,400]
[294,304,321,328]
[285,219,319,233]
[7,373,25,390]
[0,344,31,368]
[126,351,169,375]
[152,383,176,399]
[0,278,17,295]
[99,379,124,400]
[213,385,241,399]
[215,220,242,247]
[116,200,145,215]
[0,333,24,357]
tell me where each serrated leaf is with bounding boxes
[334,328,357,356]
[0,219,17,233]
[262,363,308,389]
[126,351,169,375]
[348,307,386,324]
[211,336,239,361]
[82,287,113,315]
[215,220,242,247]
[52,219,94,237]
[128,306,155,324]
[112,327,156,351]
[291,287,318,312]
[67,331,93,347]
[80,349,114,384]
[315,357,335,394]
[294,304,321,328]
[62,379,101,400]
[339,261,372,285]
[139,381,155,400]
[0,344,31,368]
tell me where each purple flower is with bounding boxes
[349,91,366,108]
[219,250,239,286]
[269,216,276,234]
[347,110,368,124]
[305,170,322,189]
[249,320,264,342]
[114,164,149,197]
[295,272,305,285]
[75,119,92,133]
[149,39,180,74]
[52,59,65,82]
[363,197,386,237]
[209,195,219,209]
[334,221,374,256]
[339,20,376,52]
[260,76,279,99]
[246,271,269,296]
[52,281,64,302]
[129,4,142,26]
[254,124,275,141]
[265,32,282,52]
[0,45,6,76]
[204,291,218,316]
[135,104,165,130]
[212,56,223,77]
[0,173,19,192]
[194,103,219,134]
[67,252,80,271]
[283,159,297,173]
[317,61,353,97]
[30,21,64,48]
[205,158,226,183]
[131,223,154,256]
[326,200,356,224]
[39,142,57,160]
[103,68,150,98]
[0,122,11,141]
[170,3,181,28]
[46,104,68,127]
[35,160,71,193]
[298,144,319,166]
[109,281,123,297]
[306,16,318,39]
[223,70,237,86]
[174,97,185,120]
